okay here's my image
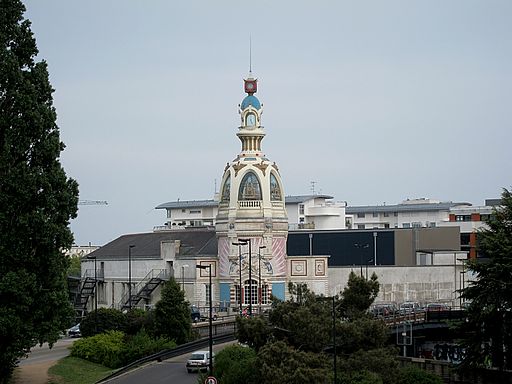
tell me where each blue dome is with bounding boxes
[241,95,261,110]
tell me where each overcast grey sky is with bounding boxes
[23,1,511,246]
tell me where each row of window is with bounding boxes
[356,212,399,218]
[356,222,437,230]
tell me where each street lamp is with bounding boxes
[128,245,135,310]
[258,245,266,314]
[87,255,97,333]
[354,243,369,277]
[181,264,189,292]
[232,241,246,315]
[196,264,213,374]
[373,231,378,266]
[366,258,374,280]
[239,238,252,316]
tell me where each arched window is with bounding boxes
[221,175,231,202]
[238,172,262,200]
[270,173,282,201]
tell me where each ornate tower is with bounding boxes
[216,74,288,310]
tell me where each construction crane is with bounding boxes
[78,200,108,206]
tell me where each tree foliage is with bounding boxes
[0,1,79,381]
[460,187,512,370]
[80,308,128,337]
[212,344,259,384]
[339,271,380,320]
[150,278,191,344]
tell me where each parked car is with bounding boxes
[371,303,398,317]
[67,323,81,338]
[191,306,201,323]
[425,303,450,312]
[186,350,214,373]
[399,301,422,314]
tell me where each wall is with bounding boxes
[328,264,469,306]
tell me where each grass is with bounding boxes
[48,356,115,384]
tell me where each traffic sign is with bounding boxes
[205,376,218,384]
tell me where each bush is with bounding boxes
[398,366,443,384]
[70,330,125,368]
[213,344,259,384]
[121,329,176,364]
[125,308,150,336]
[80,308,128,337]
[70,329,177,369]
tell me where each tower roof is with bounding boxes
[241,95,261,110]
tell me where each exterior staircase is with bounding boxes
[119,269,170,311]
[73,268,103,321]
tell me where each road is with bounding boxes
[104,341,236,384]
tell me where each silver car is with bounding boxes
[186,350,214,373]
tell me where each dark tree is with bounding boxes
[460,187,512,370]
[0,1,79,381]
[339,271,380,320]
[151,278,191,344]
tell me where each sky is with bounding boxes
[23,1,512,246]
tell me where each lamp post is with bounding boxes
[258,245,266,314]
[373,231,378,266]
[232,242,246,315]
[196,264,213,374]
[366,258,374,280]
[181,264,189,292]
[87,255,97,333]
[239,238,252,316]
[354,243,369,277]
[128,245,135,310]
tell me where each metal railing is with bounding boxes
[117,269,170,310]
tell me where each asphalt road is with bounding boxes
[105,341,236,384]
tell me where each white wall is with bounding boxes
[328,264,471,307]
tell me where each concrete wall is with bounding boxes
[328,264,470,307]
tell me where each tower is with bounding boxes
[216,73,288,311]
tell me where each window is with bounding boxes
[372,212,378,218]
[189,210,201,214]
[384,212,389,217]
[221,175,231,202]
[243,279,258,305]
[384,224,390,228]
[412,222,422,228]
[357,213,365,218]
[238,172,262,200]
[270,173,282,201]
[235,285,241,306]
[299,204,305,215]
[403,223,411,228]
[357,224,365,229]
[261,284,269,305]
[394,212,398,217]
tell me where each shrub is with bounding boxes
[125,308,150,336]
[80,308,128,337]
[121,329,176,364]
[70,329,176,368]
[70,330,125,368]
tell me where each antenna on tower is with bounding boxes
[310,181,317,195]
[249,35,252,76]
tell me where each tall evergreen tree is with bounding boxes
[151,278,192,344]
[460,187,512,370]
[0,1,79,381]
